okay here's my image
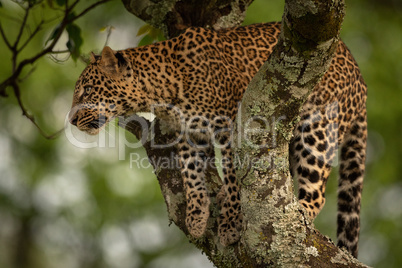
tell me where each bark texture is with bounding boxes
[121,0,368,266]
[122,0,253,38]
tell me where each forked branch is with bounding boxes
[0,0,111,138]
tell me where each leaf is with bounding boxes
[46,23,61,45]
[137,24,152,37]
[138,35,154,47]
[100,25,114,33]
[66,12,76,22]
[137,24,165,46]
[157,32,166,42]
[25,0,40,7]
[55,0,66,6]
[66,23,83,61]
[148,27,160,39]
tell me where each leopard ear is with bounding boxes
[90,52,97,63]
[100,46,118,74]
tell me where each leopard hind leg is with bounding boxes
[290,111,339,219]
[337,112,367,258]
[217,141,242,246]
[212,120,242,246]
[178,136,212,238]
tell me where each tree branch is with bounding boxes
[122,0,254,38]
[13,3,30,51]
[0,0,111,138]
[11,82,65,139]
[0,22,12,50]
[70,0,110,22]
[17,20,44,52]
[0,0,111,93]
[122,0,368,266]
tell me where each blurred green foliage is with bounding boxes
[136,24,165,47]
[0,0,401,267]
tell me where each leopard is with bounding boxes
[69,22,367,257]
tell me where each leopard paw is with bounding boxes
[185,195,210,238]
[218,201,243,246]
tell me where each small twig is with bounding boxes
[69,0,110,23]
[103,26,114,47]
[0,22,12,50]
[12,82,64,139]
[18,20,44,52]
[13,4,30,50]
[65,0,80,15]
[51,49,71,54]
[0,0,111,138]
[0,0,112,89]
[12,0,28,9]
[44,15,64,24]
[18,66,37,83]
[49,52,71,63]
[79,54,90,65]
[0,12,25,24]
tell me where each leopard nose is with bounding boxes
[68,111,78,126]
[70,116,78,126]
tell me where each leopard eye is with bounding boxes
[84,86,92,96]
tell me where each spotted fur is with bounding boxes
[69,22,367,256]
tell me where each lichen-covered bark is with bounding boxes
[233,1,350,265]
[121,0,368,266]
[121,0,253,38]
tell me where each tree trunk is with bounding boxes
[120,0,368,266]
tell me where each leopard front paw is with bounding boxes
[185,195,210,238]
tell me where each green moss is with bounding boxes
[282,2,345,56]
[143,0,179,36]
[307,233,332,255]
[266,201,309,266]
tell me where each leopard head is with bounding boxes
[69,46,135,135]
